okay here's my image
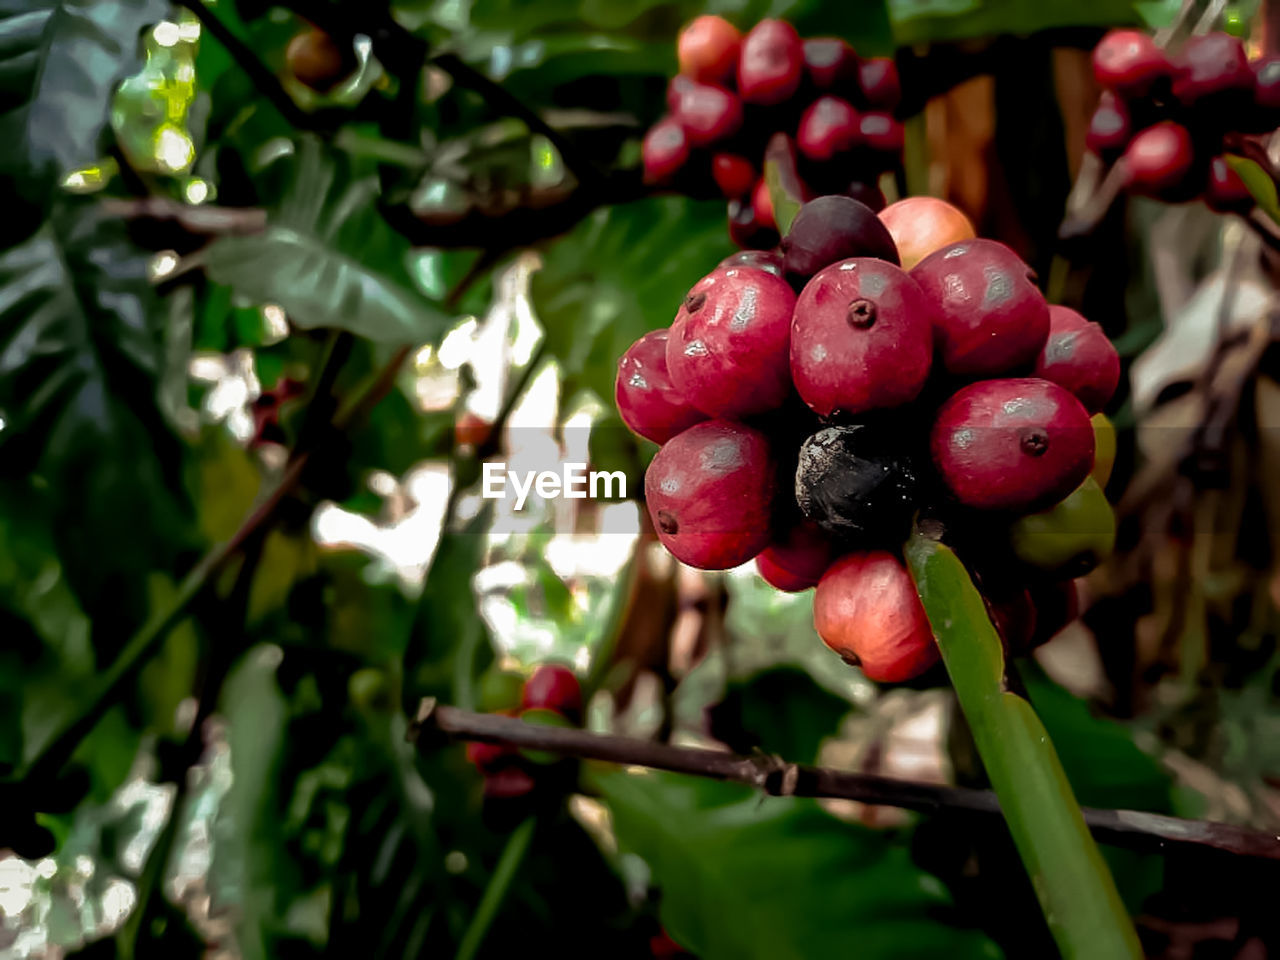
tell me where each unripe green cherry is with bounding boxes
[478,669,527,713]
[1091,413,1116,488]
[1009,477,1116,578]
[518,707,574,765]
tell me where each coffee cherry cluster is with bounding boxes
[467,663,582,798]
[644,16,903,249]
[1087,28,1279,211]
[617,193,1121,683]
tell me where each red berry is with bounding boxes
[983,584,1038,652]
[467,739,512,772]
[797,96,861,162]
[666,265,795,417]
[1254,56,1280,113]
[753,177,776,230]
[666,74,695,112]
[756,521,834,592]
[790,258,934,417]
[616,330,706,444]
[678,15,741,84]
[844,180,886,211]
[857,58,901,111]
[781,195,900,286]
[712,152,756,198]
[858,112,904,166]
[804,38,858,92]
[644,420,777,570]
[1085,93,1132,159]
[673,82,743,147]
[484,766,536,798]
[1092,29,1170,97]
[1025,579,1080,652]
[737,19,804,105]
[727,196,779,250]
[1123,121,1196,197]
[1032,305,1121,414]
[719,248,785,278]
[1205,155,1254,213]
[813,552,939,683]
[643,119,690,184]
[910,238,1049,377]
[523,663,582,717]
[1172,32,1253,108]
[931,378,1095,513]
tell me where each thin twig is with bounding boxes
[100,198,267,235]
[411,703,1280,863]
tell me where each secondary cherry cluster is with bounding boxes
[643,16,903,250]
[616,194,1121,683]
[1087,28,1280,211]
[466,663,582,799]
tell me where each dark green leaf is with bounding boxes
[204,137,451,344]
[0,200,191,645]
[710,667,851,764]
[532,196,733,402]
[889,0,1144,45]
[592,769,1001,960]
[402,507,494,713]
[0,0,166,211]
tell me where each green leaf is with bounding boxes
[764,157,802,236]
[1224,154,1280,226]
[709,667,851,764]
[402,507,494,714]
[532,196,733,403]
[592,769,1001,960]
[0,0,166,214]
[210,645,292,960]
[904,531,1142,960]
[889,0,1144,44]
[204,137,452,344]
[0,200,191,643]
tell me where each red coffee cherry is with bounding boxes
[1172,32,1253,108]
[642,119,690,184]
[737,19,804,105]
[1205,155,1254,213]
[797,96,861,162]
[286,28,353,92]
[484,766,537,798]
[790,258,935,418]
[931,378,1095,514]
[1123,120,1196,197]
[803,37,859,93]
[616,330,706,444]
[678,15,742,84]
[1092,29,1171,97]
[522,663,582,718]
[753,177,777,230]
[666,74,695,112]
[666,265,796,417]
[644,420,778,570]
[813,552,939,683]
[466,739,513,773]
[844,180,886,212]
[910,238,1049,377]
[857,112,905,166]
[727,195,780,250]
[673,82,743,147]
[756,520,835,592]
[1254,56,1280,115]
[719,248,785,278]
[1086,92,1133,160]
[712,152,756,198]
[1032,305,1121,414]
[857,58,901,112]
[1024,579,1080,652]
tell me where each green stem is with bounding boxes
[454,816,536,960]
[904,528,1141,960]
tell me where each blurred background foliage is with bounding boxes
[3,0,1280,958]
